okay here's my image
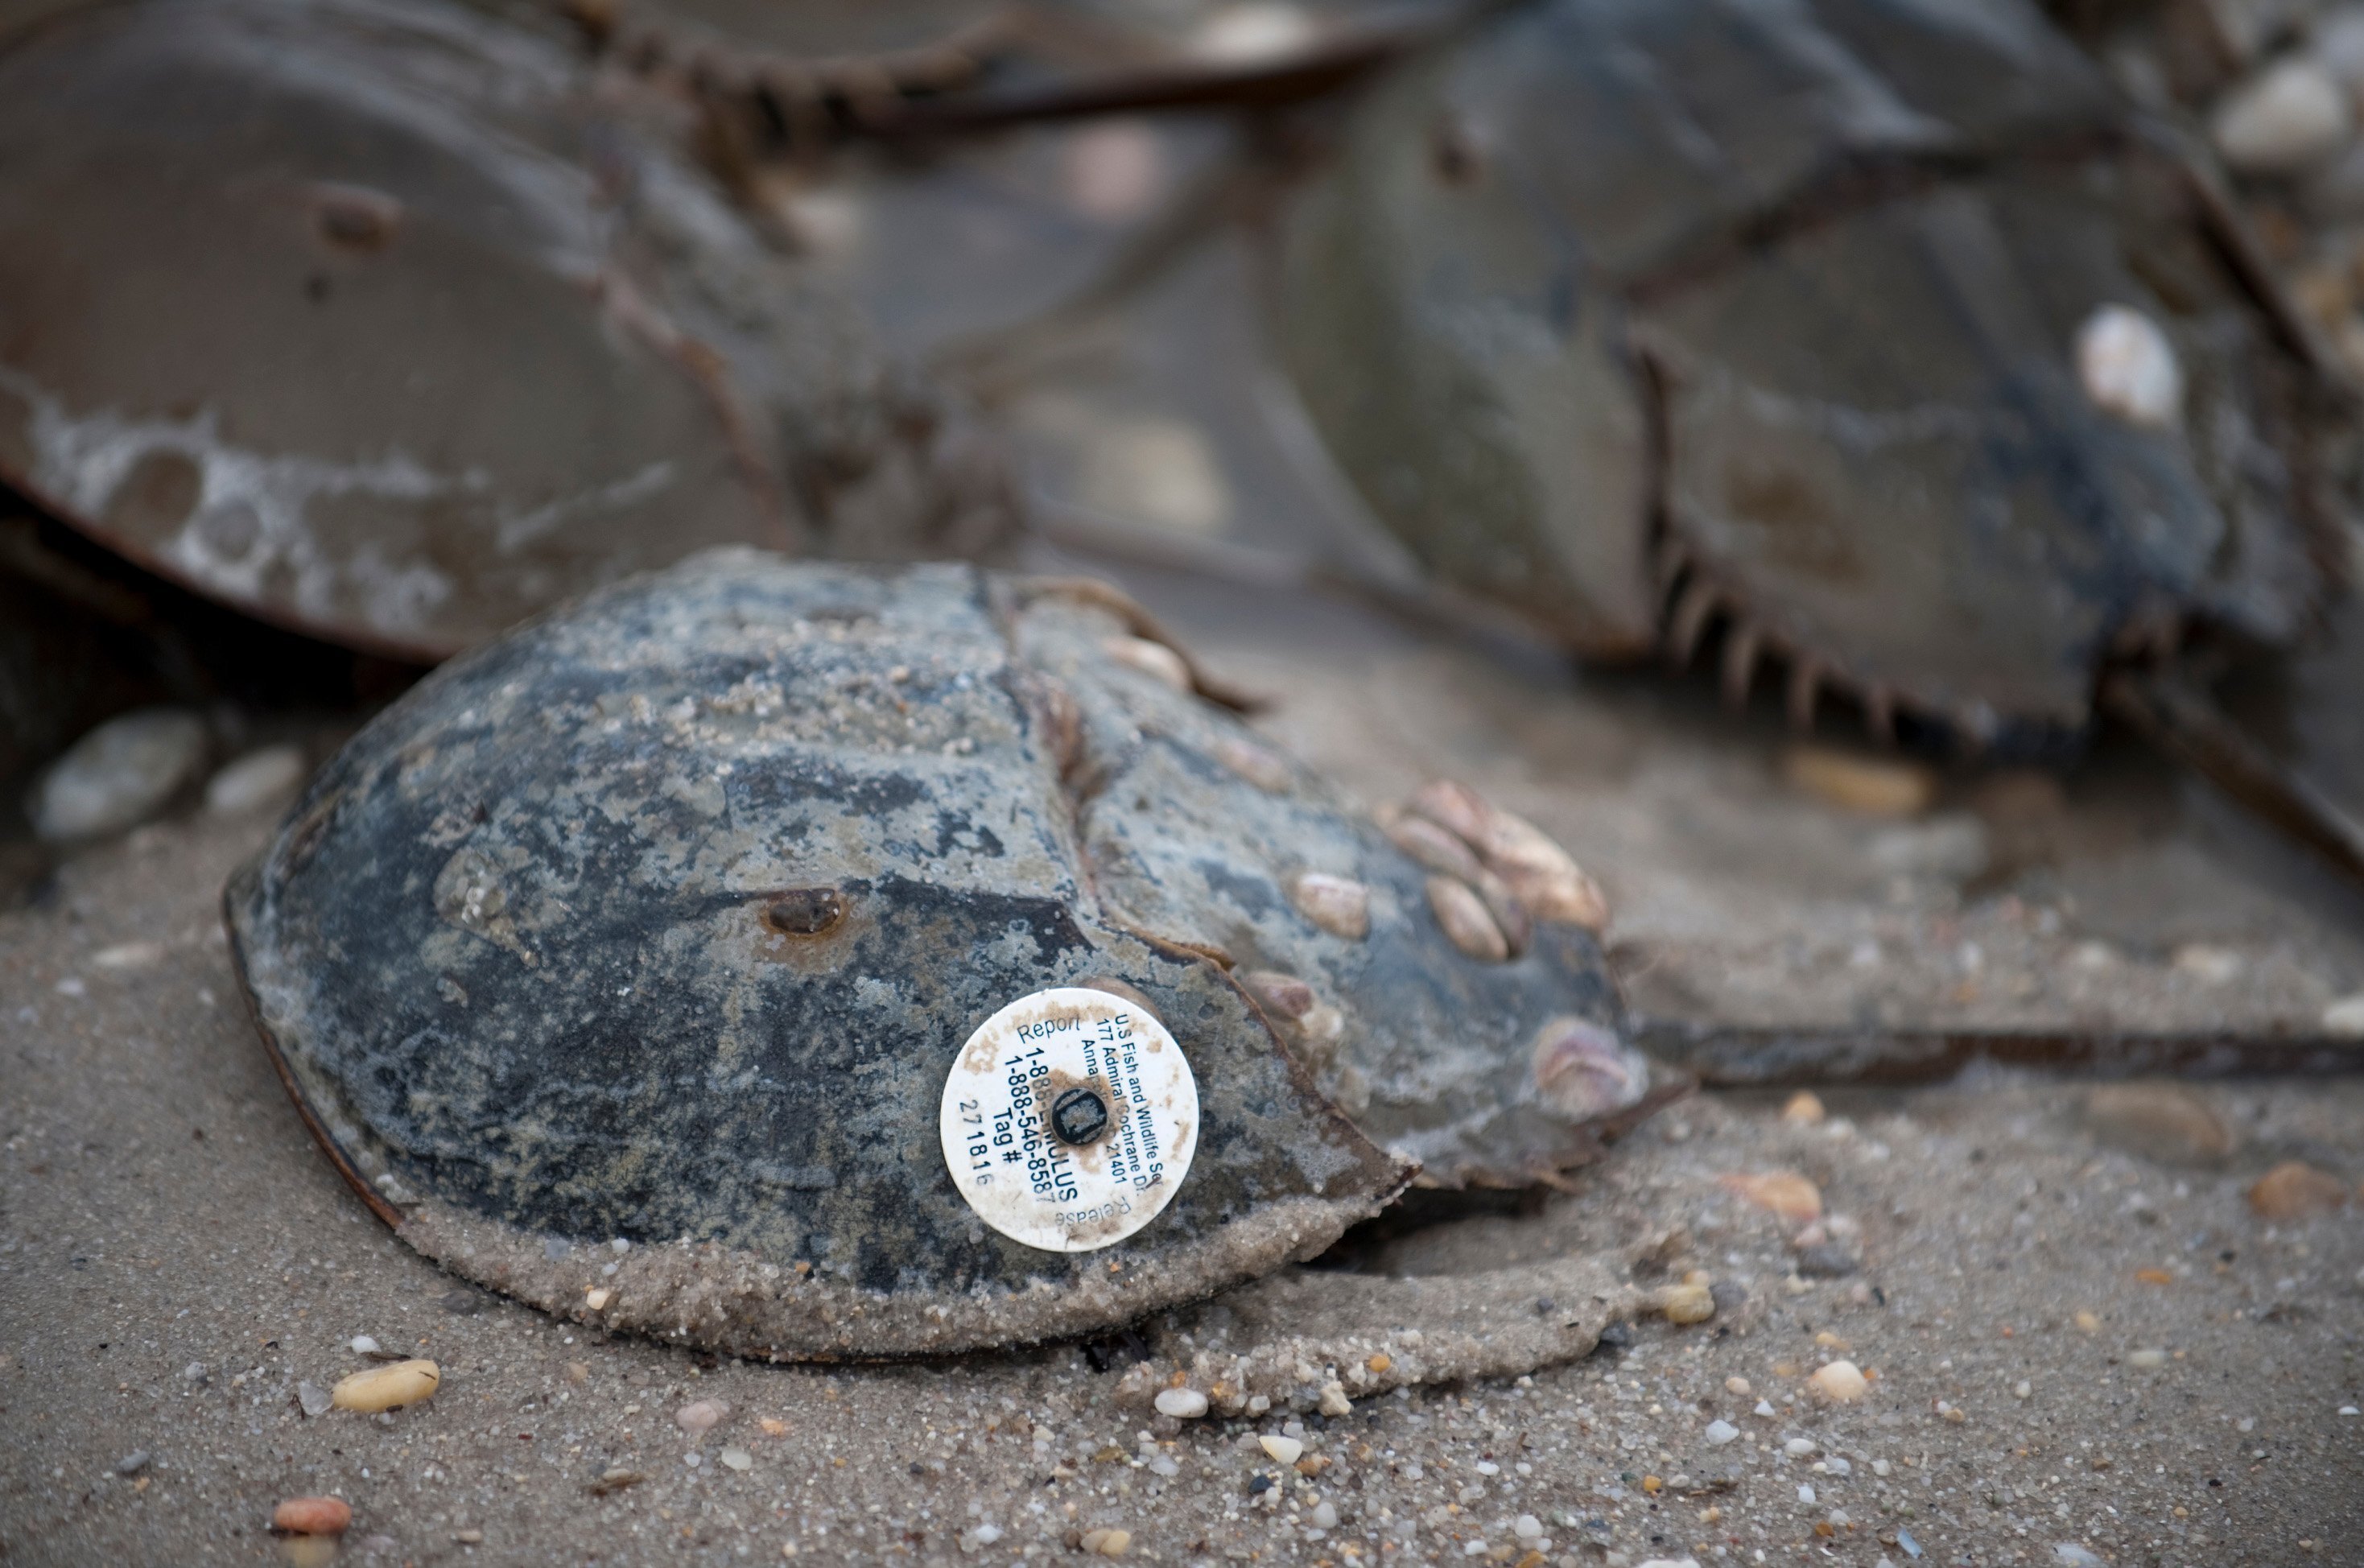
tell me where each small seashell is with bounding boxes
[1426,876,1509,962]
[1472,868,1532,957]
[1153,1386,1210,1418]
[1080,1527,1131,1557]
[1289,873,1370,940]
[329,1359,439,1413]
[273,1496,353,1536]
[1530,1017,1649,1119]
[1237,970,1315,1021]
[1407,780,1492,845]
[1784,744,1934,818]
[1212,737,1292,793]
[2075,305,2182,430]
[1103,635,1192,692]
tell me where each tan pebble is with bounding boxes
[1808,1360,1868,1402]
[584,1287,613,1311]
[280,1537,338,1568]
[1212,737,1291,793]
[1530,1015,1648,1119]
[1153,1387,1209,1419]
[1318,1380,1353,1417]
[1259,1434,1304,1465]
[454,1528,485,1544]
[2322,992,2364,1038]
[2073,1311,2101,1333]
[1813,1331,1850,1351]
[1382,813,1487,883]
[720,1446,754,1471]
[1719,1170,1824,1224]
[330,1360,439,1413]
[1238,970,1314,1021]
[1658,1282,1714,1325]
[1289,873,1370,940]
[566,1361,589,1384]
[1784,745,1934,819]
[272,1496,353,1536]
[1104,636,1191,692]
[2127,1348,2168,1370]
[1081,1528,1131,1557]
[2084,1082,2234,1166]
[1781,1091,1826,1125]
[2248,1160,2348,1220]
[1366,1352,1392,1375]
[1427,876,1509,961]
[759,1417,789,1436]
[1771,1360,1801,1378]
[1724,1376,1751,1397]
[676,1398,732,1434]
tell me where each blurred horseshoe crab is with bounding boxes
[0,0,1014,665]
[227,550,1672,1357]
[1274,0,2364,836]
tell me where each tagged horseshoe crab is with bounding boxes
[0,0,1012,663]
[227,549,1669,1358]
[1276,0,2350,757]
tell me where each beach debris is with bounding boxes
[30,707,206,840]
[273,1497,353,1536]
[329,1360,439,1413]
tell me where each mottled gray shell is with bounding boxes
[228,551,1654,1356]
[1278,0,2334,747]
[0,0,1009,661]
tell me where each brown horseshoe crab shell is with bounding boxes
[226,550,1668,1358]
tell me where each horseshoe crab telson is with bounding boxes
[0,0,1013,662]
[227,551,1668,1358]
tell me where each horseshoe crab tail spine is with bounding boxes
[1665,578,1718,669]
[1787,656,1822,731]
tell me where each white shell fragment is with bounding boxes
[939,987,1200,1253]
[2074,305,2184,431]
[2211,57,2351,175]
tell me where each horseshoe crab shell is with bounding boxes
[0,0,1009,662]
[226,550,1664,1357]
[1277,0,2342,752]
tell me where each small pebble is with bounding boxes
[676,1398,732,1434]
[1080,1527,1130,1557]
[273,1497,353,1536]
[1310,1499,1339,1529]
[204,744,307,815]
[1754,1400,1776,1417]
[1795,1244,1858,1279]
[1797,1483,1817,1505]
[1781,1091,1826,1125]
[113,1450,151,1476]
[2014,1380,2032,1399]
[2077,305,2185,428]
[297,1382,332,1417]
[2052,1545,2103,1566]
[349,1335,380,1355]
[1704,1420,1739,1446]
[1725,1376,1751,1396]
[1784,1438,1816,1458]
[1719,1170,1823,1224]
[1809,1360,1868,1402]
[1103,635,1192,692]
[2083,1082,2234,1166]
[1784,745,1934,818]
[1513,1514,1543,1540]
[2322,993,2364,1038]
[1290,873,1372,941]
[1657,1281,1715,1324]
[30,708,208,841]
[2127,1349,2168,1370]
[720,1446,753,1472]
[1258,1434,1304,1466]
[2213,57,2351,174]
[330,1360,439,1413]
[1153,1387,1209,1419]
[2247,1160,2348,1219]
[1318,1380,1352,1417]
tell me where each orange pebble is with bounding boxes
[272,1496,353,1536]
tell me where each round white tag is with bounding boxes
[939,986,1199,1252]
